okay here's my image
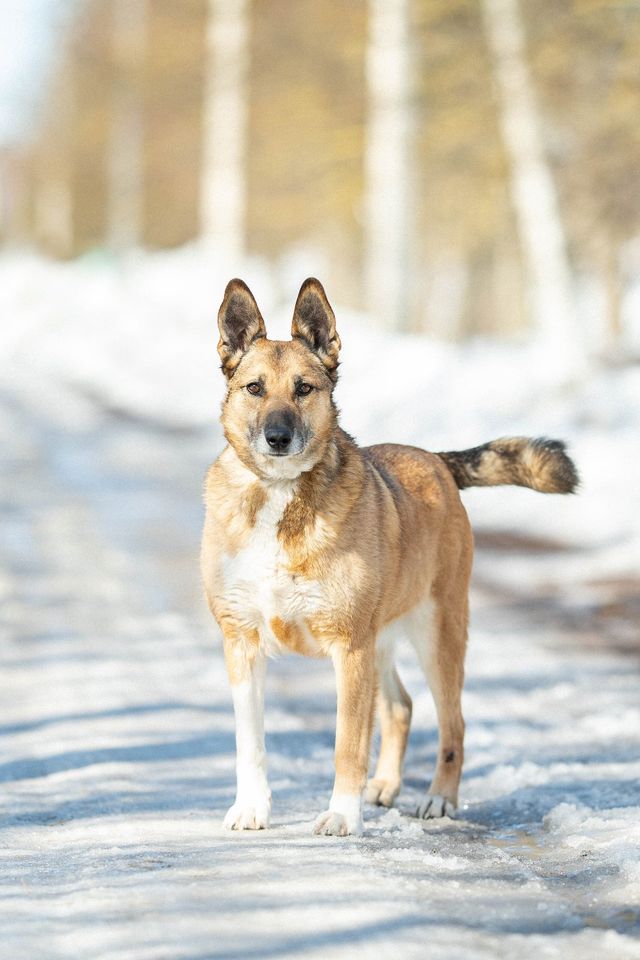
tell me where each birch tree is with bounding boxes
[200,0,250,267]
[364,0,414,330]
[481,0,585,376]
[107,0,147,251]
[33,61,74,257]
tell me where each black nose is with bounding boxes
[264,422,293,453]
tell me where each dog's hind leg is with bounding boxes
[366,639,412,808]
[410,596,467,819]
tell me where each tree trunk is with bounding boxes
[604,236,623,351]
[364,0,414,330]
[33,63,74,258]
[481,0,584,377]
[200,0,250,267]
[107,0,147,252]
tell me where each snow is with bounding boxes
[1,247,639,959]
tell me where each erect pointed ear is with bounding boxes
[291,278,341,381]
[217,279,267,378]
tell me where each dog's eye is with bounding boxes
[296,383,314,397]
[246,382,262,396]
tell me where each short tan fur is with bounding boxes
[201,278,578,836]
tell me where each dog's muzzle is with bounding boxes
[265,422,292,454]
[257,410,305,457]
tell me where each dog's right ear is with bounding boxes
[217,279,266,378]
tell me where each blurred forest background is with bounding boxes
[1,0,639,352]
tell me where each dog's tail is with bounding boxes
[437,437,578,494]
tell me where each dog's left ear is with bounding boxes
[217,279,267,378]
[291,278,341,381]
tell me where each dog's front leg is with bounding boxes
[314,643,375,837]
[223,637,271,831]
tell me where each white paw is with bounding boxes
[416,794,456,820]
[366,777,400,808]
[223,798,271,831]
[313,792,363,836]
[313,810,362,837]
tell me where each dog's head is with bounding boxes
[217,278,341,480]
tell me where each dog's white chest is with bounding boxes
[221,485,323,653]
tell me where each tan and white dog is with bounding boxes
[201,278,577,837]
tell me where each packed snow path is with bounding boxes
[1,383,639,960]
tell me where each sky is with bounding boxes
[0,0,69,145]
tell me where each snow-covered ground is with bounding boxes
[1,249,639,959]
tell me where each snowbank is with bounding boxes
[2,245,638,571]
[1,247,639,958]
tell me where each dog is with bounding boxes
[201,277,578,836]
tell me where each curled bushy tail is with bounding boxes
[437,437,578,494]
